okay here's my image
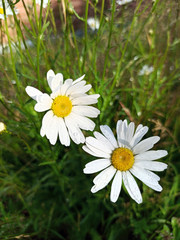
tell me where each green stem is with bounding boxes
[70,17,81,73]
[2,1,22,103]
[99,0,105,25]
[101,0,143,118]
[82,0,89,72]
[102,0,116,81]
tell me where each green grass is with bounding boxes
[0,0,180,239]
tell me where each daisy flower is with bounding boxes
[25,70,100,146]
[35,0,50,8]
[138,65,154,76]
[83,120,168,204]
[87,17,100,31]
[0,0,18,19]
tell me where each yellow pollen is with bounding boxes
[0,8,4,14]
[51,95,72,118]
[111,147,134,171]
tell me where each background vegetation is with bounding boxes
[0,0,180,239]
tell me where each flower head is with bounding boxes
[83,120,168,204]
[87,17,100,31]
[138,65,154,76]
[0,0,18,19]
[35,0,50,8]
[25,70,100,146]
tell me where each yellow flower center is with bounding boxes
[111,147,134,171]
[51,95,72,118]
[0,7,4,14]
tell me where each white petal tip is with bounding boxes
[110,197,118,203]
[83,168,86,173]
[47,69,55,77]
[91,185,99,193]
[64,143,70,147]
[49,140,56,145]
[163,150,168,157]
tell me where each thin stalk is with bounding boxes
[70,17,81,72]
[22,0,36,35]
[100,0,105,24]
[33,0,44,88]
[82,0,89,72]
[0,20,4,56]
[101,0,143,117]
[12,11,36,70]
[2,1,22,103]
[102,0,116,81]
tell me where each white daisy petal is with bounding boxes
[144,169,161,181]
[135,124,143,134]
[126,122,135,142]
[133,136,160,154]
[60,79,73,96]
[110,171,122,203]
[34,94,52,112]
[47,116,59,145]
[65,115,85,144]
[116,120,131,147]
[70,93,87,99]
[40,110,54,137]
[47,69,55,89]
[72,74,85,85]
[58,117,70,146]
[82,145,107,158]
[34,103,51,112]
[130,126,149,148]
[69,112,95,131]
[131,165,160,181]
[37,93,52,104]
[52,73,64,92]
[25,86,43,101]
[116,120,123,146]
[131,166,163,191]
[86,136,112,154]
[121,120,128,140]
[116,120,128,142]
[130,166,159,186]
[91,166,116,193]
[83,159,111,174]
[86,142,111,158]
[93,131,114,151]
[69,84,92,97]
[135,161,168,172]
[123,171,142,204]
[72,94,100,105]
[142,182,163,192]
[135,150,168,161]
[72,106,100,118]
[93,165,116,184]
[100,125,118,148]
[66,81,86,96]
